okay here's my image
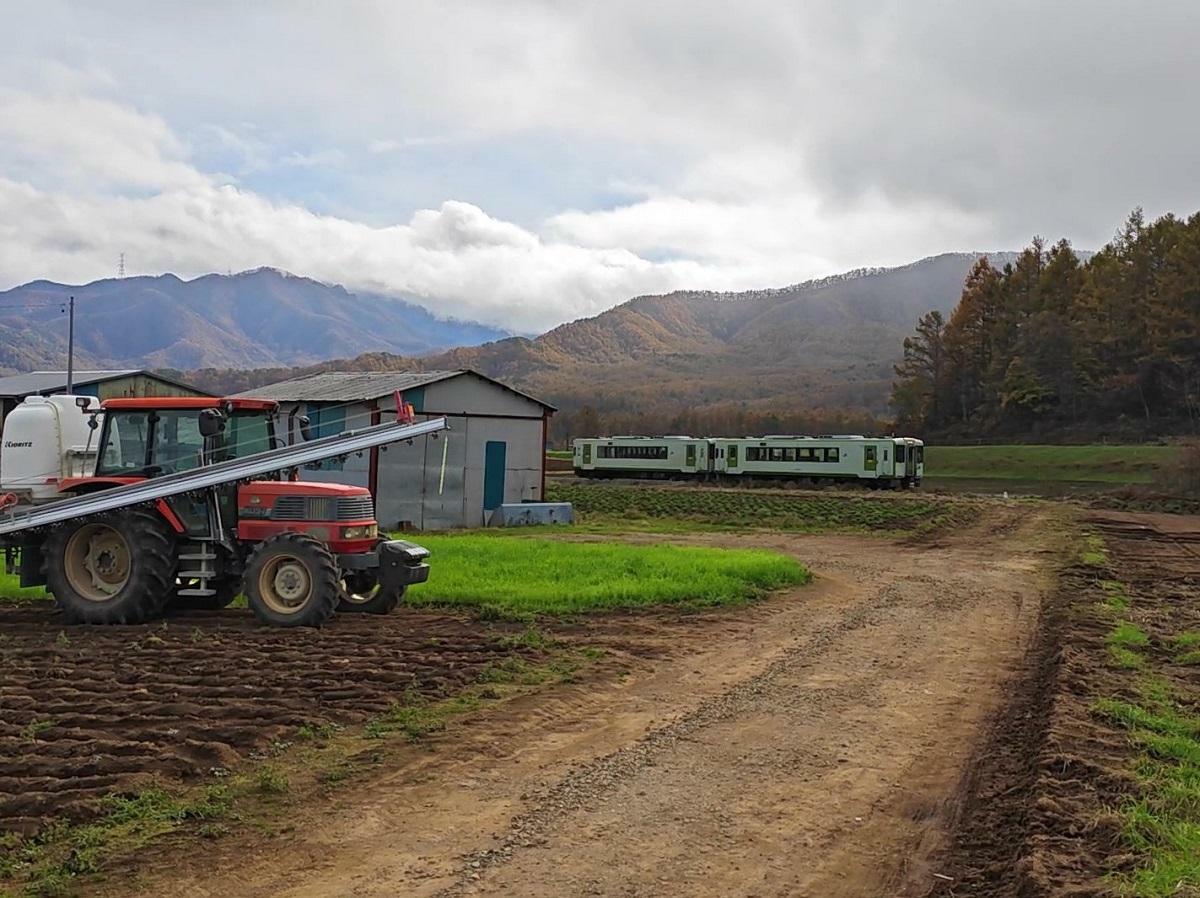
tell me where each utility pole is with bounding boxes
[65,295,75,394]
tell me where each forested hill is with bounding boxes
[188,252,1018,437]
[892,209,1200,441]
[0,268,509,371]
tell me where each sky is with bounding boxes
[1,1,1198,333]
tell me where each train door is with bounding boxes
[905,440,917,481]
[727,443,739,470]
[582,442,592,467]
[685,443,696,472]
[863,445,877,474]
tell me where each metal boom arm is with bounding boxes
[0,416,447,537]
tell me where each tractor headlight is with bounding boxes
[340,524,378,539]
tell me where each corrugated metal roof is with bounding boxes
[235,371,463,402]
[0,370,141,397]
[235,369,555,410]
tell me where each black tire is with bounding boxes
[44,508,178,625]
[169,577,240,611]
[244,533,339,627]
[337,569,405,615]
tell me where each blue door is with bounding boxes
[483,441,507,511]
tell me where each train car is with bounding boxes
[573,436,710,478]
[711,435,912,487]
[889,437,924,487]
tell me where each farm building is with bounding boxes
[237,370,554,530]
[0,369,204,434]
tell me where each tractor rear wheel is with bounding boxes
[337,571,404,615]
[44,509,177,624]
[244,533,339,627]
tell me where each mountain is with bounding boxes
[189,252,1020,417]
[0,268,510,372]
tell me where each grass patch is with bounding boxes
[1100,580,1131,612]
[1106,622,1150,670]
[1095,686,1200,896]
[406,533,808,616]
[924,444,1173,484]
[1080,533,1109,567]
[547,483,968,535]
[0,786,232,895]
[0,571,49,604]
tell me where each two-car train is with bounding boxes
[572,434,924,488]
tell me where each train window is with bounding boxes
[797,448,815,462]
[916,446,924,463]
[883,449,889,461]
[825,448,839,462]
[598,445,668,460]
[896,445,906,463]
[768,447,786,462]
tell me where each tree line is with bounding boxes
[892,209,1200,440]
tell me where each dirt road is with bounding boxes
[123,507,1059,898]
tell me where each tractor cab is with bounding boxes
[92,397,282,480]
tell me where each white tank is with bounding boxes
[1,395,103,503]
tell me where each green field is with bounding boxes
[406,533,808,615]
[0,572,47,603]
[548,483,969,534]
[546,449,573,460]
[925,444,1174,484]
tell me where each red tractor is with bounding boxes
[5,395,433,627]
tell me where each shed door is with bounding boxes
[484,441,507,511]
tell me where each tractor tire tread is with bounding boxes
[244,532,340,628]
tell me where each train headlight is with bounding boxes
[340,524,378,539]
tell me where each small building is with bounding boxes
[237,370,555,530]
[0,369,205,433]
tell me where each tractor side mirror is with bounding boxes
[87,412,100,431]
[199,408,227,438]
[297,415,313,442]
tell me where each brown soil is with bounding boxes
[81,503,1065,898]
[929,509,1200,896]
[0,608,539,835]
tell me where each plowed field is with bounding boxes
[0,608,532,835]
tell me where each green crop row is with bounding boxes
[547,484,968,533]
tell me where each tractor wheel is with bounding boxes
[169,577,241,611]
[337,571,404,615]
[44,509,177,624]
[244,533,339,627]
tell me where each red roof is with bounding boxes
[101,397,278,411]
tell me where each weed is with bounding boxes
[252,766,288,796]
[20,719,53,742]
[295,721,340,742]
[1100,580,1131,612]
[1080,533,1108,567]
[53,631,70,649]
[189,628,204,644]
[499,625,553,650]
[365,693,482,741]
[1107,622,1149,668]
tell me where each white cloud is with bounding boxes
[1,1,1199,335]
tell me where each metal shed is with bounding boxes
[0,369,205,433]
[236,370,555,530]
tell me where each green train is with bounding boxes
[572,435,924,488]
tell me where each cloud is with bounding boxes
[1,1,1199,334]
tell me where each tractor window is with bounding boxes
[96,410,204,476]
[150,412,204,473]
[226,413,272,459]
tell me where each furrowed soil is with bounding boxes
[0,610,537,836]
[929,509,1200,896]
[56,502,1070,898]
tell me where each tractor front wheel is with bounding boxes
[337,571,404,615]
[244,533,340,627]
[44,509,177,624]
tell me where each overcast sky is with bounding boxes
[1,1,1197,332]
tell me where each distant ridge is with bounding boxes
[0,269,510,372]
[189,251,1021,416]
